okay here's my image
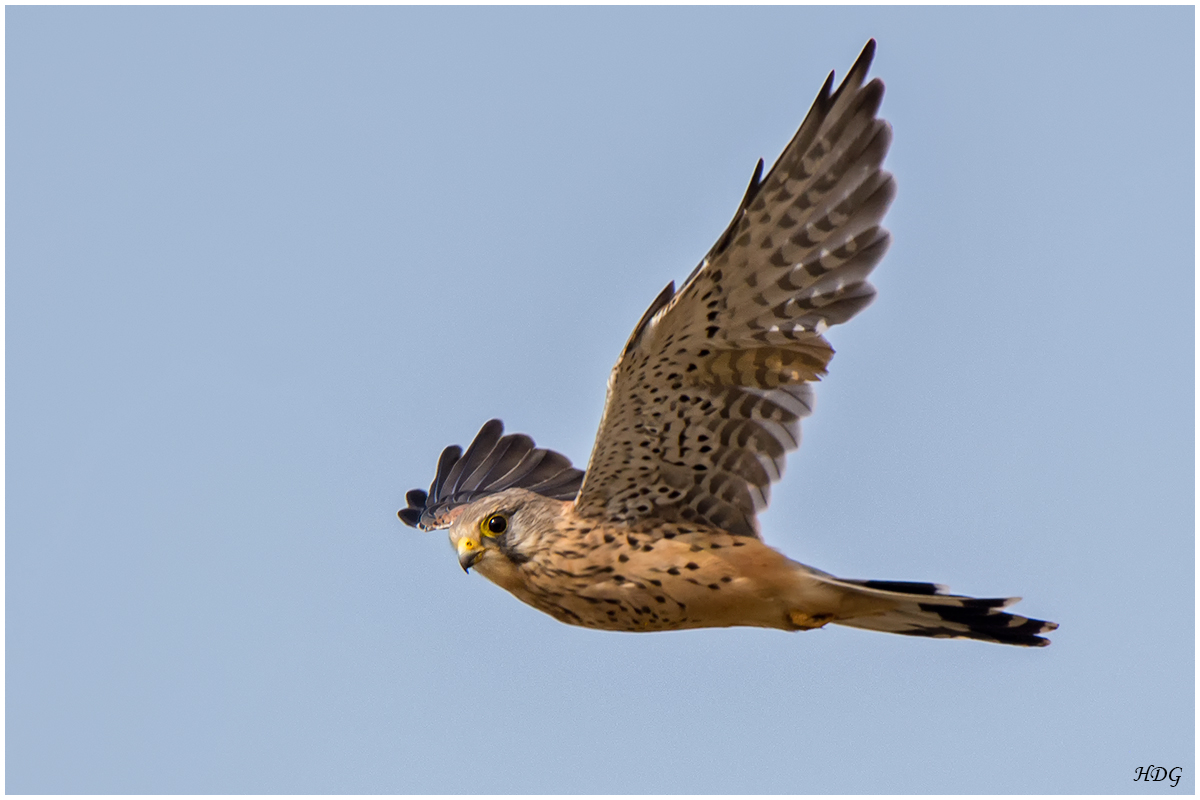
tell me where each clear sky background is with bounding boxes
[7,6,1194,794]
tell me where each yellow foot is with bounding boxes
[789,610,834,631]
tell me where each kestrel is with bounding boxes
[398,41,1057,647]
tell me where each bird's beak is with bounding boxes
[457,538,483,573]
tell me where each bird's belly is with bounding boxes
[506,538,799,632]
[535,577,696,632]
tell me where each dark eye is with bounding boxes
[483,513,508,536]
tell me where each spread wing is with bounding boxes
[573,40,895,538]
[399,419,584,530]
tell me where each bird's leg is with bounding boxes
[788,610,834,630]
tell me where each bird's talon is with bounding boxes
[789,611,833,630]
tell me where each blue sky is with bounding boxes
[7,5,1194,794]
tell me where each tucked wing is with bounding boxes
[574,40,895,538]
[399,419,584,530]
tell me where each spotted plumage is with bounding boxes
[398,41,1058,647]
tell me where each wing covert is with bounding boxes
[573,40,895,538]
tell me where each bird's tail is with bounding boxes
[809,573,1059,647]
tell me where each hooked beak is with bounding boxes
[457,538,483,573]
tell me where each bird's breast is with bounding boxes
[483,521,800,632]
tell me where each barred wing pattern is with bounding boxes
[574,40,895,538]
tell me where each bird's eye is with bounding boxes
[482,513,508,537]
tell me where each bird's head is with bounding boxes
[446,488,566,581]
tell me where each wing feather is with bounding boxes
[398,420,584,530]
[573,41,894,538]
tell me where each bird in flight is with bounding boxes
[398,41,1057,647]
